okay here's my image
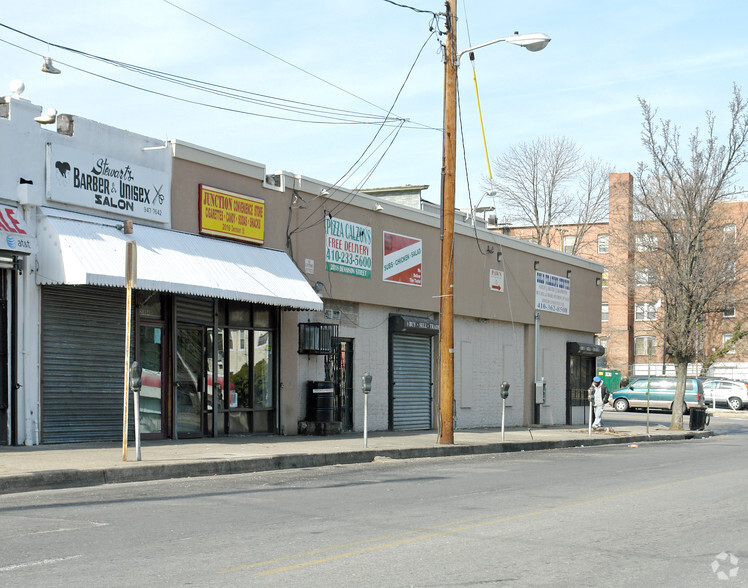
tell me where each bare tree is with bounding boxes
[487,137,611,251]
[564,157,613,254]
[634,84,748,430]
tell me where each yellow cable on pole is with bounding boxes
[470,55,492,179]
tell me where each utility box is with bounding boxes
[596,369,621,391]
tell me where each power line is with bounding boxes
[161,0,435,130]
[0,24,425,126]
[289,29,436,235]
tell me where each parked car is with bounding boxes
[701,378,748,410]
[611,376,705,413]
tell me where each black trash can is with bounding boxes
[689,406,707,431]
[307,381,335,422]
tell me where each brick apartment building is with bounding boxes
[497,172,748,380]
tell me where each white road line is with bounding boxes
[0,555,82,572]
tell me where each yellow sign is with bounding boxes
[199,185,265,244]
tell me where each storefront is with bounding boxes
[0,206,34,445]
[388,315,439,430]
[35,210,321,443]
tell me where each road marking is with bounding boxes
[0,555,82,572]
[218,467,745,577]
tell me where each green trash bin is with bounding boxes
[596,369,621,391]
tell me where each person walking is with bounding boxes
[591,376,609,429]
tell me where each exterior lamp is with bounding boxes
[438,0,550,444]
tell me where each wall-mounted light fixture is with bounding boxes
[313,281,324,293]
[567,270,572,279]
[534,261,540,270]
[320,188,330,197]
[373,203,383,212]
[596,277,602,287]
[496,250,502,262]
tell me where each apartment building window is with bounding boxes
[563,235,575,254]
[634,336,657,356]
[635,302,658,321]
[597,234,609,254]
[635,268,652,286]
[636,233,658,252]
[601,302,609,322]
[723,306,736,318]
[724,224,737,243]
[725,261,737,279]
[722,333,737,354]
[595,336,608,349]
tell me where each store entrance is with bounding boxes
[330,338,353,430]
[176,327,205,438]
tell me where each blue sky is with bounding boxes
[1,1,746,211]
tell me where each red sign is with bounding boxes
[383,231,422,286]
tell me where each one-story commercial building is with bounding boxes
[1,86,604,445]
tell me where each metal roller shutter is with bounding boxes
[391,333,432,430]
[41,286,131,443]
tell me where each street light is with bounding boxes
[438,0,550,444]
[471,206,495,226]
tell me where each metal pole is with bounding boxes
[438,0,457,445]
[501,397,506,441]
[133,389,141,461]
[363,393,368,448]
[122,280,131,461]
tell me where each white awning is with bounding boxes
[36,211,323,310]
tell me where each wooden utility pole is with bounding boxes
[438,0,457,444]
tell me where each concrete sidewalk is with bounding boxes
[0,424,713,495]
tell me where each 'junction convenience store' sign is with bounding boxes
[199,185,265,244]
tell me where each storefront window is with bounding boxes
[228,329,250,408]
[254,307,271,328]
[253,331,273,408]
[138,325,163,434]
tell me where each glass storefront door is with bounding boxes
[138,325,164,436]
[176,327,203,437]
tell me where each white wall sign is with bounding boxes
[46,143,170,223]
[325,217,372,278]
[383,231,422,286]
[535,271,570,315]
[489,268,504,292]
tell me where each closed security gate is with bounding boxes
[390,332,433,430]
[41,286,129,443]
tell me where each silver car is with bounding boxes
[701,379,748,410]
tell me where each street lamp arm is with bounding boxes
[457,32,551,63]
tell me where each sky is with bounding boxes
[1,1,747,213]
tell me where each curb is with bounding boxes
[0,430,713,496]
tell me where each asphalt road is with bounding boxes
[2,416,747,587]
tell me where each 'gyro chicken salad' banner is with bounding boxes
[325,217,372,278]
[383,231,422,286]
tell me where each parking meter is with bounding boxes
[130,361,143,392]
[362,372,372,394]
[362,373,372,447]
[499,381,510,441]
[130,361,143,461]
